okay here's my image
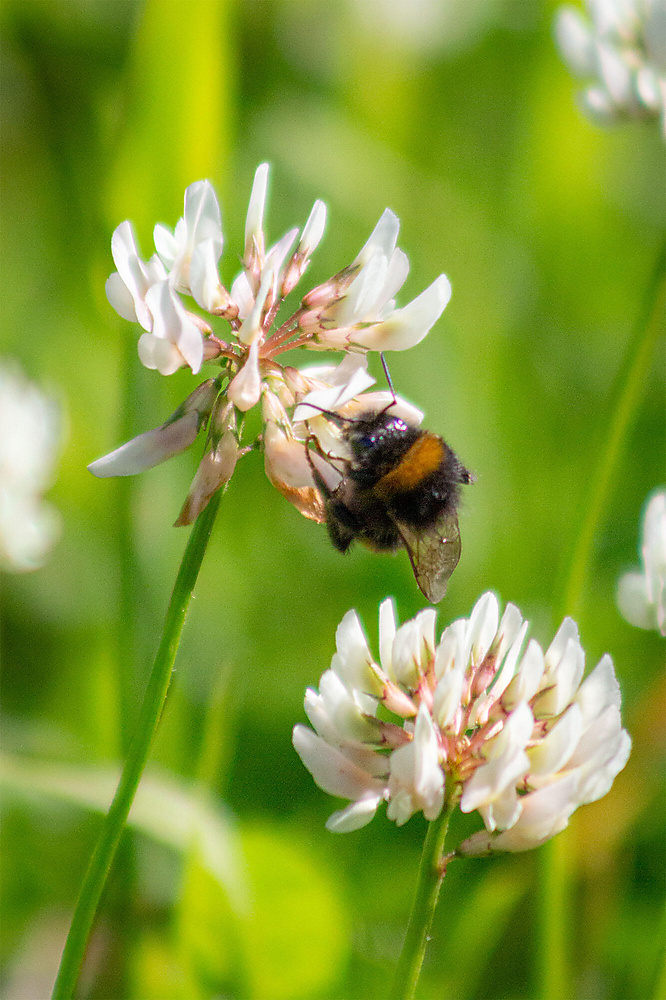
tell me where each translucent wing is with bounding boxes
[393,510,461,603]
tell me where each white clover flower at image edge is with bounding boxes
[0,363,62,573]
[293,592,631,853]
[555,0,666,137]
[90,164,452,525]
[617,489,666,636]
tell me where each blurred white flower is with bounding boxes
[617,489,666,635]
[293,593,631,851]
[0,364,62,572]
[94,164,452,525]
[555,0,666,138]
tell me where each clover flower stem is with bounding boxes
[558,236,666,624]
[537,237,666,1000]
[390,786,459,1000]
[51,491,222,1000]
[109,339,146,998]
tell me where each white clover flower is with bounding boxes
[555,0,666,138]
[0,363,62,572]
[617,489,666,635]
[93,164,452,525]
[293,593,631,851]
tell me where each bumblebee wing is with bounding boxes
[393,511,461,603]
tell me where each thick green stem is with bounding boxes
[390,790,458,1000]
[558,238,666,624]
[539,239,665,1000]
[52,492,221,1000]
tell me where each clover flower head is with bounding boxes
[617,489,666,635]
[555,0,666,138]
[91,165,452,525]
[293,593,631,852]
[0,362,62,572]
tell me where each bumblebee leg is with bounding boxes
[305,438,356,553]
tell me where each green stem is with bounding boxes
[52,492,221,1000]
[558,237,666,623]
[390,790,458,1000]
[539,238,665,1000]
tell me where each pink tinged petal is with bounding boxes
[555,7,597,77]
[326,794,384,833]
[528,703,583,776]
[137,334,186,376]
[293,363,375,422]
[88,411,201,478]
[190,238,228,313]
[353,392,424,427]
[433,667,465,730]
[434,619,466,679]
[111,219,140,276]
[460,748,530,815]
[153,223,179,268]
[575,653,621,725]
[491,603,524,662]
[387,705,444,824]
[353,274,452,352]
[263,422,314,489]
[482,786,523,832]
[484,702,534,761]
[331,609,380,693]
[616,572,657,629]
[110,222,167,330]
[230,271,254,320]
[378,248,410,306]
[227,339,262,412]
[378,597,397,679]
[544,616,579,672]
[595,39,634,106]
[265,228,299,284]
[574,729,631,806]
[637,66,662,110]
[534,637,585,718]
[391,611,435,690]
[303,682,388,778]
[292,724,386,801]
[642,491,666,630]
[566,703,630,795]
[490,620,529,702]
[183,180,222,247]
[310,669,380,744]
[463,592,500,666]
[105,272,138,322]
[333,251,388,327]
[238,266,273,345]
[355,208,400,267]
[143,281,204,374]
[299,199,327,256]
[460,774,580,854]
[501,640,545,711]
[244,162,269,257]
[581,85,619,122]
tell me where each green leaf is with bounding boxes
[0,753,246,911]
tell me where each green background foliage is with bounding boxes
[1,1,664,997]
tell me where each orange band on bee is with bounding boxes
[376,433,445,496]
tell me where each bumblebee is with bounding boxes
[306,406,472,603]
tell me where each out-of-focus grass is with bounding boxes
[1,1,664,997]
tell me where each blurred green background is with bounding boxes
[1,0,664,997]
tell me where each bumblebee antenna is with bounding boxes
[380,352,397,404]
[297,403,353,426]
